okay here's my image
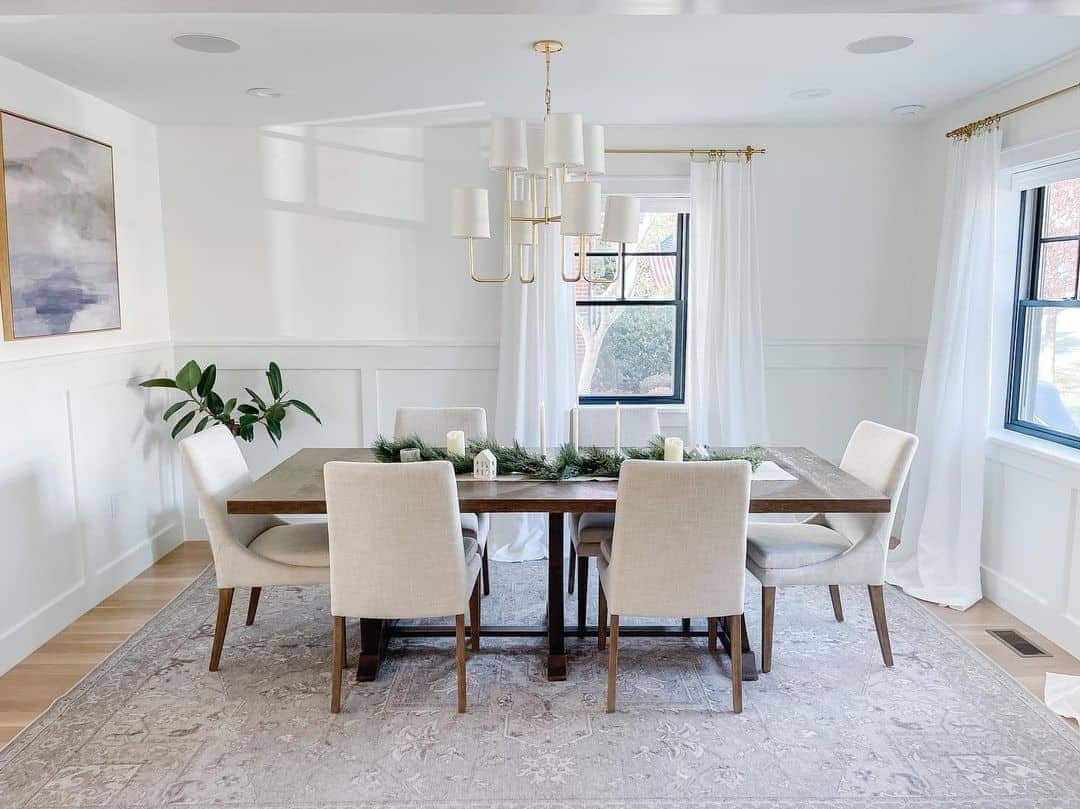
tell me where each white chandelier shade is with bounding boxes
[489,117,528,171]
[450,188,490,239]
[583,125,606,176]
[601,195,640,244]
[526,129,546,175]
[561,182,602,236]
[544,112,584,168]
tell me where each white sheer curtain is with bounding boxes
[687,156,769,447]
[888,126,1002,610]
[489,210,577,561]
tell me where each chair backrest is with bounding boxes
[324,460,469,619]
[606,459,751,618]
[577,406,660,448]
[393,407,488,445]
[825,420,919,549]
[178,425,280,579]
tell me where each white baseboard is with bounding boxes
[982,565,1080,660]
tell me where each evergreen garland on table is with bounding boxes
[372,434,766,480]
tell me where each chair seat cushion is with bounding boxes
[746,521,852,570]
[572,512,614,548]
[600,537,613,564]
[575,539,604,558]
[462,535,479,561]
[249,522,330,568]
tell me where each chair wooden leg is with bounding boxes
[245,587,261,626]
[829,585,844,623]
[728,615,743,714]
[331,615,345,713]
[577,555,589,636]
[568,544,577,594]
[868,585,894,667]
[598,580,608,651]
[481,545,491,596]
[469,577,481,652]
[707,617,717,653]
[455,613,467,713]
[209,588,234,672]
[761,586,776,674]
[606,614,620,713]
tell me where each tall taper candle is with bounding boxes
[539,400,547,459]
[571,406,580,452]
[614,401,621,454]
[664,436,684,462]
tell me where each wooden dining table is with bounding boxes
[227,446,890,683]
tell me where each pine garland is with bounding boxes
[371,434,766,480]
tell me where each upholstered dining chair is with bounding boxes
[598,459,751,713]
[179,425,330,672]
[394,407,492,596]
[324,460,482,713]
[568,406,660,633]
[745,420,918,672]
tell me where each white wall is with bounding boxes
[0,56,183,675]
[159,121,928,493]
[915,50,1080,657]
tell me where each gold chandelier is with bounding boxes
[450,40,640,285]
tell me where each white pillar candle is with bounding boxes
[570,406,580,453]
[664,436,684,462]
[539,400,547,459]
[446,430,466,456]
[614,401,621,454]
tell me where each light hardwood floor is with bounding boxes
[0,539,1076,745]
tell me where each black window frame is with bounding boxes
[1005,184,1080,450]
[575,212,689,406]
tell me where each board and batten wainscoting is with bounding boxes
[0,342,186,676]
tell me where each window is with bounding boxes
[1007,178,1080,449]
[574,211,688,404]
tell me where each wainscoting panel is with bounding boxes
[376,368,499,438]
[983,436,1080,659]
[0,343,184,676]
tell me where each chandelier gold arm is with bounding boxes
[466,237,511,283]
[518,175,539,284]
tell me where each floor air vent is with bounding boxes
[987,628,1051,658]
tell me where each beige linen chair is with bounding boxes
[568,406,661,633]
[179,426,330,672]
[597,459,751,713]
[746,420,918,672]
[324,460,482,714]
[394,407,492,595]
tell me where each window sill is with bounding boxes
[987,428,1080,470]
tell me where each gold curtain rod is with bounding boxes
[605,146,766,160]
[947,81,1080,140]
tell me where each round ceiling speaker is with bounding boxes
[172,34,240,54]
[846,35,914,55]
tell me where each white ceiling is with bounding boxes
[0,11,1078,127]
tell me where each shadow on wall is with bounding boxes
[256,125,430,338]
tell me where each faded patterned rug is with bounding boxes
[2,559,1080,808]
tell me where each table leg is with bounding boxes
[547,513,567,681]
[355,618,384,682]
[717,614,759,681]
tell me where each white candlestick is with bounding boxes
[614,402,621,454]
[664,436,684,462]
[446,430,466,456]
[539,400,546,459]
[570,406,580,452]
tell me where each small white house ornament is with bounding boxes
[473,448,497,480]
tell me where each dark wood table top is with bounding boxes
[226,446,890,515]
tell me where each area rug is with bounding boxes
[2,559,1079,808]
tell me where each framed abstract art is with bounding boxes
[0,110,121,340]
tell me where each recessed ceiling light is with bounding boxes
[892,104,926,117]
[847,35,914,55]
[172,33,240,54]
[790,88,832,101]
[246,87,283,99]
